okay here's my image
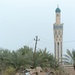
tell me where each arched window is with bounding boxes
[58,31,61,35]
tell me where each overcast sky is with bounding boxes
[0,0,75,54]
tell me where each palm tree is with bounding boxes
[0,46,60,72]
[17,47,52,69]
[17,46,33,68]
[0,49,12,68]
[26,48,59,70]
[64,49,75,70]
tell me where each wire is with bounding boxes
[25,39,34,46]
[63,40,75,43]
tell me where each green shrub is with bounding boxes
[4,67,16,75]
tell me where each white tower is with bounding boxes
[53,6,63,63]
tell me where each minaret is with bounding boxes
[53,6,63,63]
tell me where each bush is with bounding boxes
[4,67,16,75]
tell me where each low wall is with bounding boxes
[63,65,75,75]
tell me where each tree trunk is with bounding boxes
[73,64,75,70]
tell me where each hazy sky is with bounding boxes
[0,0,75,54]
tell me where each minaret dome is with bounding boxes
[55,7,61,13]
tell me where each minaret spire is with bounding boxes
[53,6,63,64]
[57,4,59,8]
[55,6,61,25]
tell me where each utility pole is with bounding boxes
[33,36,40,68]
[34,36,40,53]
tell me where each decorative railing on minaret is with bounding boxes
[53,6,63,63]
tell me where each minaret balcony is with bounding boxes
[53,25,63,30]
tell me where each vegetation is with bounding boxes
[4,67,15,75]
[64,49,75,70]
[0,46,73,75]
[0,46,60,74]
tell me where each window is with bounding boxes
[57,14,59,16]
[60,35,62,38]
[58,31,61,35]
[55,35,59,38]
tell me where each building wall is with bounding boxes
[63,65,75,75]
